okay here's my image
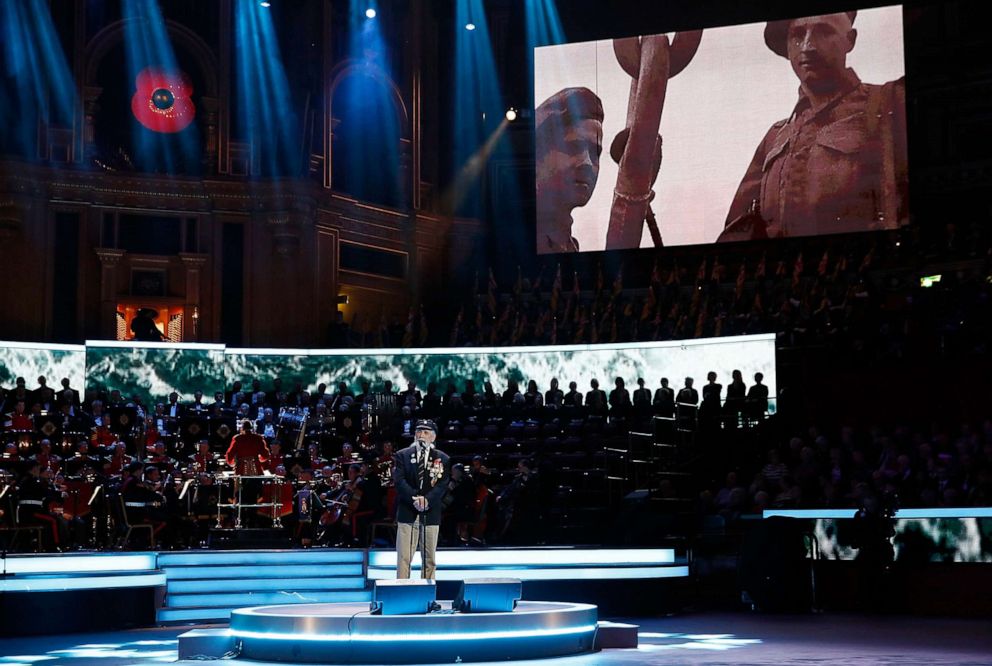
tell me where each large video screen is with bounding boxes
[535,6,907,253]
[0,341,85,394]
[78,335,775,409]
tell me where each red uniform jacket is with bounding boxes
[225,433,270,475]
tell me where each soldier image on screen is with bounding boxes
[535,87,604,253]
[720,11,908,241]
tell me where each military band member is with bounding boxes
[18,460,67,551]
[4,400,33,432]
[225,421,270,476]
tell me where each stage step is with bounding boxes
[156,549,371,625]
[165,589,372,609]
[168,576,367,593]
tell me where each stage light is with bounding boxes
[505,107,518,122]
[259,1,271,7]
[465,22,476,30]
[365,7,376,18]
[230,623,599,642]
[0,573,166,592]
[3,552,158,574]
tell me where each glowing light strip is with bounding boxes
[763,509,856,519]
[0,573,165,592]
[168,577,367,593]
[0,340,85,352]
[166,590,371,608]
[159,550,364,566]
[230,624,597,642]
[163,564,364,580]
[158,608,237,622]
[367,548,675,568]
[894,508,992,519]
[764,508,992,520]
[3,553,157,575]
[367,566,690,581]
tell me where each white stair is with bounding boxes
[156,549,371,624]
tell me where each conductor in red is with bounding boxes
[394,419,450,579]
[225,420,270,476]
[721,11,907,241]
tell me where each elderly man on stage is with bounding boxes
[394,419,450,579]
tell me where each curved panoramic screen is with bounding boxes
[534,5,907,253]
[0,336,775,411]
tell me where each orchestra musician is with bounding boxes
[335,442,358,469]
[89,400,115,447]
[18,460,68,551]
[443,462,476,544]
[65,441,102,476]
[30,439,62,474]
[145,441,177,474]
[187,439,219,473]
[262,440,285,473]
[225,420,271,528]
[120,461,166,546]
[4,400,33,432]
[1,442,21,470]
[106,441,133,476]
[225,420,270,476]
[306,442,329,471]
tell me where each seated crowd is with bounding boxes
[701,418,992,522]
[335,223,991,362]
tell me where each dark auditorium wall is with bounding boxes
[0,0,482,347]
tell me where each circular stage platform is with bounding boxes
[229,601,598,663]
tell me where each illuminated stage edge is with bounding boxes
[229,601,598,664]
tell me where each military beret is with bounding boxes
[535,87,604,137]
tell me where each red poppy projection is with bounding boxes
[130,67,195,133]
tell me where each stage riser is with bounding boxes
[0,548,687,629]
[230,601,599,664]
[239,635,596,664]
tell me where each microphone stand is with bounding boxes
[416,439,429,582]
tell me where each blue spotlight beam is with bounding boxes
[234,0,300,177]
[0,0,77,158]
[524,0,566,99]
[452,0,516,220]
[328,0,403,205]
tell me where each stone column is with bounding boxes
[82,86,102,165]
[94,247,126,340]
[179,253,209,341]
[200,97,219,176]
